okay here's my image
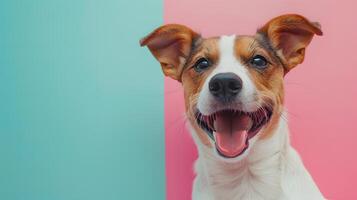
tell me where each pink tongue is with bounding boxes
[214,113,252,158]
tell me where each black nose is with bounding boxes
[209,73,242,102]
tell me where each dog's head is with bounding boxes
[141,14,322,161]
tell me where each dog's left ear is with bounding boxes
[257,14,323,74]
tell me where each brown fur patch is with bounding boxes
[181,38,220,147]
[234,36,285,139]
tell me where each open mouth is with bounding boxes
[196,107,273,158]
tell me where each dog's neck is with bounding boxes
[190,117,289,200]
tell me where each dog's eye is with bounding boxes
[250,55,268,69]
[194,58,210,72]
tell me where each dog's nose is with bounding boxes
[209,73,242,102]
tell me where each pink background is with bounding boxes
[164,1,357,199]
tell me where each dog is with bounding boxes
[140,14,324,200]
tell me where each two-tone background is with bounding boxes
[1,0,356,199]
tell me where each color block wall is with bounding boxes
[0,1,164,199]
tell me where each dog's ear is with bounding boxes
[140,24,200,81]
[257,14,322,74]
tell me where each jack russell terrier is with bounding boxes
[140,14,324,200]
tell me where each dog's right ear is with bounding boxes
[257,14,322,74]
[140,24,200,82]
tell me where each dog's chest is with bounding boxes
[193,158,284,200]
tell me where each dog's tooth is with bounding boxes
[211,117,215,129]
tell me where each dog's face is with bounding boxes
[141,14,322,160]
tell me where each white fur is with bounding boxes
[190,116,325,200]
[191,35,325,200]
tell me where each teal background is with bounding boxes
[0,1,164,199]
